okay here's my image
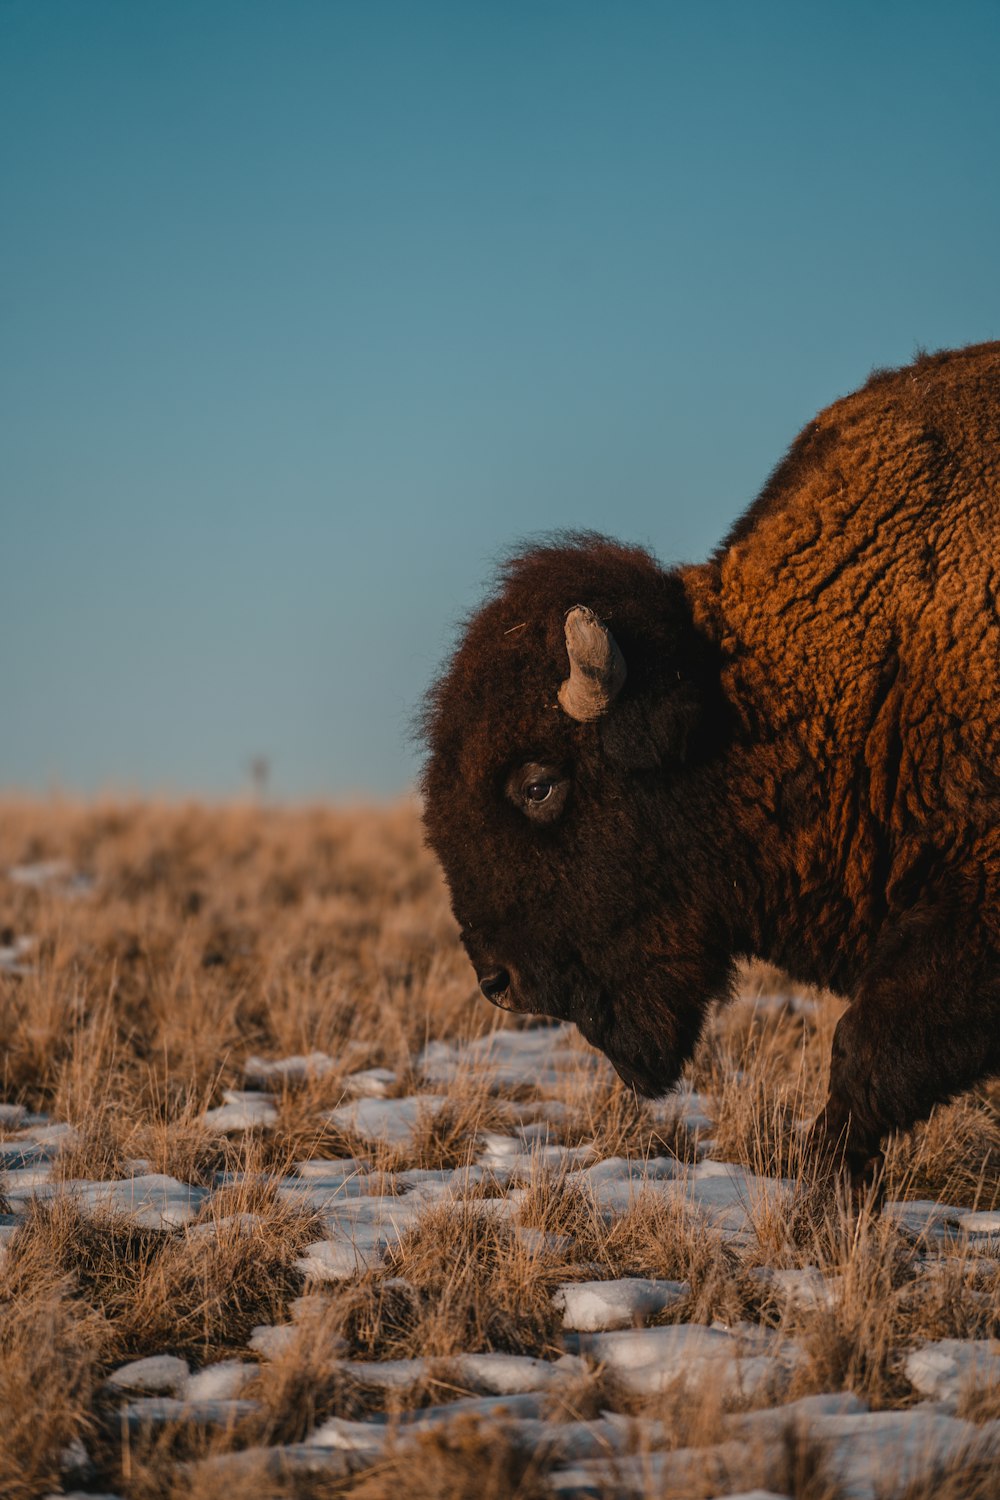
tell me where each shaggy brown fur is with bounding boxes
[422,340,1000,1178]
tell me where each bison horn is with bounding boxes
[558,606,627,721]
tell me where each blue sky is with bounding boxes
[3,1,998,798]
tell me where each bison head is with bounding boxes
[421,535,734,1097]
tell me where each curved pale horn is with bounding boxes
[558,606,627,721]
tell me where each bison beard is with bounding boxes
[421,341,1000,1185]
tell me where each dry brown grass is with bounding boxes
[172,1420,551,1500]
[3,1193,317,1363]
[345,1421,551,1500]
[2,797,1000,1498]
[0,799,476,1111]
[0,1265,108,1499]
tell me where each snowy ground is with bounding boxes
[4,1022,1000,1499]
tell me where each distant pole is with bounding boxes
[248,756,270,802]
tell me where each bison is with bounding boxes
[421,341,1000,1181]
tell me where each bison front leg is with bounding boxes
[812,933,998,1187]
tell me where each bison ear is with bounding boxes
[598,688,703,770]
[562,571,721,769]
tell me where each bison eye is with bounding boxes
[506,762,569,824]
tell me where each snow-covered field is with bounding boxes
[1,801,998,1499]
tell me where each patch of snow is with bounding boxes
[650,1086,715,1135]
[303,1416,385,1456]
[323,1094,449,1147]
[1,1165,56,1204]
[684,1159,794,1237]
[449,1351,587,1394]
[566,1154,792,1243]
[294,1186,432,1278]
[1,1142,57,1171]
[322,1191,428,1230]
[883,1198,962,1241]
[669,1403,1000,1500]
[574,1155,681,1190]
[248,1323,306,1359]
[5,1169,208,1228]
[293,1156,371,1180]
[74,1173,210,1229]
[437,1189,525,1222]
[33,1121,78,1147]
[558,1406,995,1500]
[243,1051,337,1086]
[119,1396,259,1430]
[324,1352,584,1397]
[955,1208,1000,1236]
[307,1393,550,1453]
[725,1391,868,1445]
[279,1161,379,1209]
[186,1212,267,1240]
[574,1322,792,1400]
[202,1092,279,1133]
[107,1355,190,1395]
[811,1408,1000,1499]
[903,1338,1000,1407]
[309,1408,629,1463]
[515,1225,575,1257]
[749,1265,838,1314]
[554,1276,689,1331]
[477,1132,594,1176]
[394,1164,495,1193]
[338,1357,430,1389]
[516,1119,568,1146]
[7,859,73,887]
[748,1390,868,1420]
[343,1067,397,1098]
[550,1445,751,1498]
[288,1292,333,1323]
[506,1417,635,1462]
[285,1159,501,1211]
[418,1024,603,1095]
[295,1236,385,1280]
[1,1121,77,1171]
[185,1360,258,1400]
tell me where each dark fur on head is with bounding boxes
[421,533,733,1095]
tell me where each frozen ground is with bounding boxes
[4,1022,1000,1498]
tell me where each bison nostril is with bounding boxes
[479,967,511,1002]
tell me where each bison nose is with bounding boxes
[479,967,511,1003]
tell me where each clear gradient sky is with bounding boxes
[3,2,998,798]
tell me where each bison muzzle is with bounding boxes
[421,341,1000,1181]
